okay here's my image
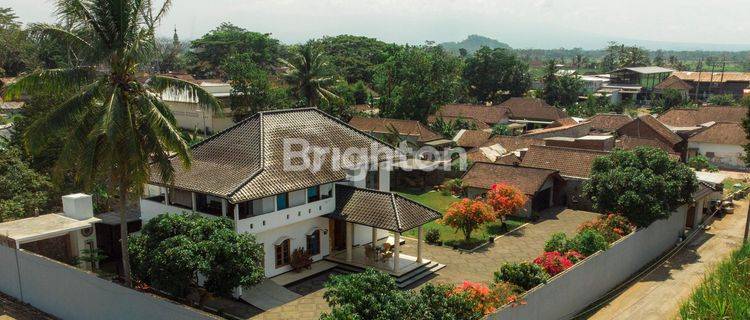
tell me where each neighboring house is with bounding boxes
[462,162,565,218]
[348,117,448,148]
[687,122,749,170]
[602,66,674,103]
[522,121,592,139]
[543,135,615,151]
[579,75,610,94]
[521,145,609,209]
[547,117,579,128]
[616,115,684,155]
[158,75,234,134]
[657,105,747,131]
[426,115,492,130]
[430,104,510,127]
[654,75,693,99]
[672,71,750,99]
[587,113,632,133]
[452,129,492,149]
[140,108,441,281]
[615,135,680,158]
[499,97,568,129]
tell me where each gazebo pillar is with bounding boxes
[346,222,353,262]
[372,227,377,245]
[417,226,423,263]
[393,232,400,273]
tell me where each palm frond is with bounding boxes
[27,23,93,50]
[3,67,99,100]
[147,75,223,114]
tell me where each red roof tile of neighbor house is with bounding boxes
[615,135,679,155]
[522,122,592,138]
[348,117,443,142]
[673,71,750,83]
[434,104,510,124]
[587,113,633,132]
[461,162,561,195]
[689,122,750,146]
[454,129,492,148]
[495,153,521,165]
[617,115,683,147]
[547,117,578,128]
[657,106,747,127]
[427,115,491,129]
[654,75,693,91]
[521,145,609,179]
[481,136,545,152]
[499,97,568,121]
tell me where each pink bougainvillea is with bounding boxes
[533,251,574,276]
[453,281,499,315]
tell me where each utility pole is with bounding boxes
[745,196,750,243]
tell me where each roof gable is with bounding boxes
[587,113,632,132]
[348,117,443,142]
[453,129,492,148]
[658,106,747,127]
[617,115,683,146]
[462,162,560,195]
[434,104,510,124]
[689,122,749,146]
[500,97,568,121]
[521,145,609,179]
[333,185,440,232]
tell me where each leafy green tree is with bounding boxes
[280,42,339,108]
[0,7,38,76]
[4,0,222,286]
[375,45,462,122]
[0,147,52,222]
[129,213,264,299]
[707,94,737,106]
[188,23,281,78]
[429,116,478,139]
[541,60,583,107]
[687,155,718,172]
[600,42,650,71]
[583,147,698,227]
[653,88,687,114]
[491,123,511,137]
[311,35,396,84]
[223,53,291,121]
[463,46,530,102]
[565,94,613,117]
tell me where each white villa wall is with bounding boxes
[488,206,688,320]
[689,141,746,169]
[165,101,234,134]
[254,217,331,278]
[236,196,336,234]
[0,245,216,320]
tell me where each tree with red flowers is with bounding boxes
[451,281,500,315]
[485,183,527,219]
[441,198,496,241]
[533,251,574,276]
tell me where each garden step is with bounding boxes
[396,263,445,289]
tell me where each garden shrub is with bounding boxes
[491,281,524,306]
[451,281,499,315]
[564,250,585,264]
[440,178,463,196]
[578,214,635,243]
[570,229,609,256]
[544,232,572,253]
[494,262,549,291]
[425,228,441,244]
[533,251,574,276]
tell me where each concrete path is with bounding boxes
[241,279,302,311]
[251,208,599,319]
[587,198,748,320]
[0,292,54,320]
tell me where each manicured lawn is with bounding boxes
[395,188,527,249]
[679,242,750,319]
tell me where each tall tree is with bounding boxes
[463,46,530,103]
[0,7,38,76]
[541,60,583,107]
[4,0,222,286]
[223,53,291,121]
[280,42,339,108]
[374,45,462,121]
[311,35,396,84]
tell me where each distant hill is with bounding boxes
[440,35,512,55]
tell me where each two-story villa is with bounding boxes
[139,108,441,282]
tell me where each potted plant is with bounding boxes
[290,247,312,272]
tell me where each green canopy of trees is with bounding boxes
[540,60,583,107]
[463,47,531,103]
[583,147,698,227]
[0,147,52,222]
[311,35,397,84]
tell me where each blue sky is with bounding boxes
[8,0,750,50]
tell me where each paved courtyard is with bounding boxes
[0,292,55,320]
[251,208,600,320]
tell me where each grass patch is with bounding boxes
[723,178,750,197]
[395,188,526,249]
[679,242,750,319]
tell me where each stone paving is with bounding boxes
[250,208,599,320]
[0,292,55,320]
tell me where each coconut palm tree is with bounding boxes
[279,42,338,107]
[3,0,221,286]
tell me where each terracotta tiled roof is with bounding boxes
[547,117,578,128]
[454,130,492,148]
[521,145,609,179]
[657,106,747,127]
[434,104,510,124]
[673,71,750,83]
[654,75,693,91]
[615,136,678,155]
[349,117,443,142]
[587,113,632,132]
[522,122,592,138]
[462,162,560,195]
[332,184,441,232]
[150,108,395,203]
[617,115,683,147]
[427,115,491,129]
[689,122,750,146]
[495,153,521,165]
[500,97,568,121]
[481,136,545,152]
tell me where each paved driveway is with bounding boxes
[0,292,54,320]
[251,208,599,320]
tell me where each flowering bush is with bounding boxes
[494,262,549,291]
[578,214,635,243]
[485,183,527,219]
[491,281,524,307]
[564,250,585,264]
[441,198,496,241]
[452,281,499,315]
[533,251,574,276]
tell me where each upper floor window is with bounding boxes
[321,184,333,199]
[307,186,320,203]
[366,167,379,190]
[237,201,253,220]
[277,193,289,210]
[196,193,223,216]
[307,230,321,256]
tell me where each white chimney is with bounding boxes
[62,193,94,220]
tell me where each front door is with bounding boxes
[331,219,347,251]
[686,205,696,228]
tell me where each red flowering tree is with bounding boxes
[452,281,499,315]
[533,251,573,276]
[441,198,496,241]
[485,183,527,220]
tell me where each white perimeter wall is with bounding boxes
[689,141,745,169]
[488,205,688,320]
[0,245,216,320]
